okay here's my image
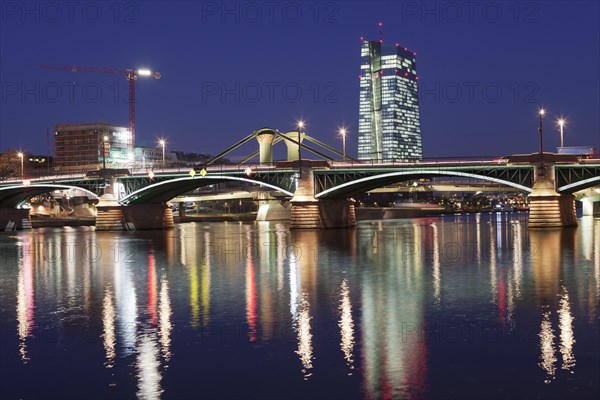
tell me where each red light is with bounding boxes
[415,76,419,80]
[378,21,383,27]
[358,74,362,79]
[404,72,408,76]
[395,69,398,73]
[379,40,383,43]
[360,36,364,40]
[380,70,383,74]
[395,43,399,47]
[404,48,408,51]
[413,52,417,56]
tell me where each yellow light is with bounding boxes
[158,139,166,146]
[148,171,155,179]
[189,169,196,177]
[103,135,109,141]
[200,168,207,177]
[297,120,304,129]
[557,118,565,127]
[539,109,545,116]
[339,128,346,136]
[17,152,23,159]
[245,166,253,176]
[23,179,31,186]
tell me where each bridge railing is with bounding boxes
[0,156,519,183]
[326,156,509,169]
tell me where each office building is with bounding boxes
[358,38,423,162]
[54,123,132,171]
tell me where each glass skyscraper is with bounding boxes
[358,39,423,162]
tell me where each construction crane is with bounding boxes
[39,65,161,147]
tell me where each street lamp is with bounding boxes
[158,139,166,168]
[557,118,565,148]
[17,152,24,180]
[102,135,108,171]
[339,127,347,161]
[538,109,545,168]
[297,120,304,179]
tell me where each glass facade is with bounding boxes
[358,40,423,162]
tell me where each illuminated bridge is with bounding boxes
[1,128,598,230]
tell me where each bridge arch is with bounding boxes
[314,170,533,199]
[0,184,99,208]
[557,176,600,193]
[120,175,294,205]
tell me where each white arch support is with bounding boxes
[314,170,533,198]
[0,184,100,208]
[557,176,600,193]
[120,175,294,204]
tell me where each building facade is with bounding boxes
[358,39,423,162]
[54,123,132,171]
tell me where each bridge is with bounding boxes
[1,127,599,230]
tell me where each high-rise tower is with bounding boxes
[358,37,422,162]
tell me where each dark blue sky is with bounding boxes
[1,1,599,159]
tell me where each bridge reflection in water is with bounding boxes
[2,215,599,399]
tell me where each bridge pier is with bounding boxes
[290,166,356,229]
[122,204,175,230]
[580,198,600,217]
[0,207,31,231]
[256,193,290,221]
[95,194,126,231]
[528,165,577,228]
[96,193,174,231]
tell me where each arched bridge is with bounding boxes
[1,158,598,230]
[118,168,297,205]
[312,163,535,198]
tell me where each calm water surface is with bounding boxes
[1,213,599,399]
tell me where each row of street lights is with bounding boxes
[12,112,568,182]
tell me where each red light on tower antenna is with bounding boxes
[360,36,364,40]
[395,43,399,47]
[378,21,383,27]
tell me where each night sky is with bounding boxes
[1,1,599,160]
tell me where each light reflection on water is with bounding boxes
[339,279,355,374]
[0,214,599,399]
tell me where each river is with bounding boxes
[1,213,599,399]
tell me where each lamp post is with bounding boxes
[297,121,304,179]
[17,152,24,180]
[102,135,108,171]
[538,109,545,168]
[159,139,166,169]
[339,128,347,161]
[557,118,565,148]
